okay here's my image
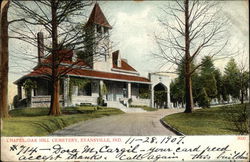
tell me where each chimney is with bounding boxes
[37,32,44,64]
[117,52,121,67]
[72,50,77,62]
[112,50,122,68]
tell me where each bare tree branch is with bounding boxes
[153,0,231,113]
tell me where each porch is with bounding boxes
[16,79,64,108]
[68,79,151,108]
[16,77,151,108]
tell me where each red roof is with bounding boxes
[15,49,148,84]
[86,3,112,29]
[44,49,73,61]
[41,49,90,67]
[21,66,150,83]
[114,60,137,72]
[69,69,149,83]
[112,51,137,72]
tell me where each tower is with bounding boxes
[85,3,113,71]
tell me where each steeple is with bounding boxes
[86,3,112,29]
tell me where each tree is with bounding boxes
[10,1,110,115]
[200,56,216,74]
[154,90,168,108]
[238,59,249,104]
[191,68,201,104]
[0,0,10,118]
[154,0,229,113]
[170,58,201,108]
[170,78,184,107]
[199,56,217,99]
[239,71,249,104]
[214,69,224,102]
[197,88,210,108]
[223,58,240,100]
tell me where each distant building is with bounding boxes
[14,3,173,109]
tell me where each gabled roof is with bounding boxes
[114,60,137,72]
[14,49,150,84]
[15,66,150,84]
[69,69,149,83]
[41,50,90,67]
[112,51,137,72]
[86,3,112,29]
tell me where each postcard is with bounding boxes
[0,0,249,161]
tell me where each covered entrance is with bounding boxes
[154,83,168,108]
[150,72,172,108]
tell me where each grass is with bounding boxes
[130,105,158,111]
[2,106,124,136]
[163,104,249,135]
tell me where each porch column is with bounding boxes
[21,87,25,99]
[151,84,154,108]
[100,80,104,96]
[29,88,34,107]
[127,82,131,98]
[167,86,171,108]
[63,77,70,107]
[31,89,34,97]
[18,85,22,99]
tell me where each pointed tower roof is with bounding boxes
[86,3,112,29]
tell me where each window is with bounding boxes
[100,46,106,54]
[96,25,102,34]
[139,84,150,99]
[100,46,107,61]
[123,83,127,98]
[72,86,78,96]
[78,82,91,96]
[104,27,109,35]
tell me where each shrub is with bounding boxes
[13,95,19,108]
[12,95,28,108]
[97,96,104,106]
[224,104,249,134]
[23,79,37,100]
[128,98,132,105]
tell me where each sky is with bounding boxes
[8,0,249,83]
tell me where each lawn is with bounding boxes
[2,106,124,136]
[163,104,249,135]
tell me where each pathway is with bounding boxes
[51,109,184,136]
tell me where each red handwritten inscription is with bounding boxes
[237,136,246,140]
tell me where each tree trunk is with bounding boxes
[184,0,193,113]
[49,79,61,115]
[0,0,10,118]
[49,0,61,115]
[184,72,194,113]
